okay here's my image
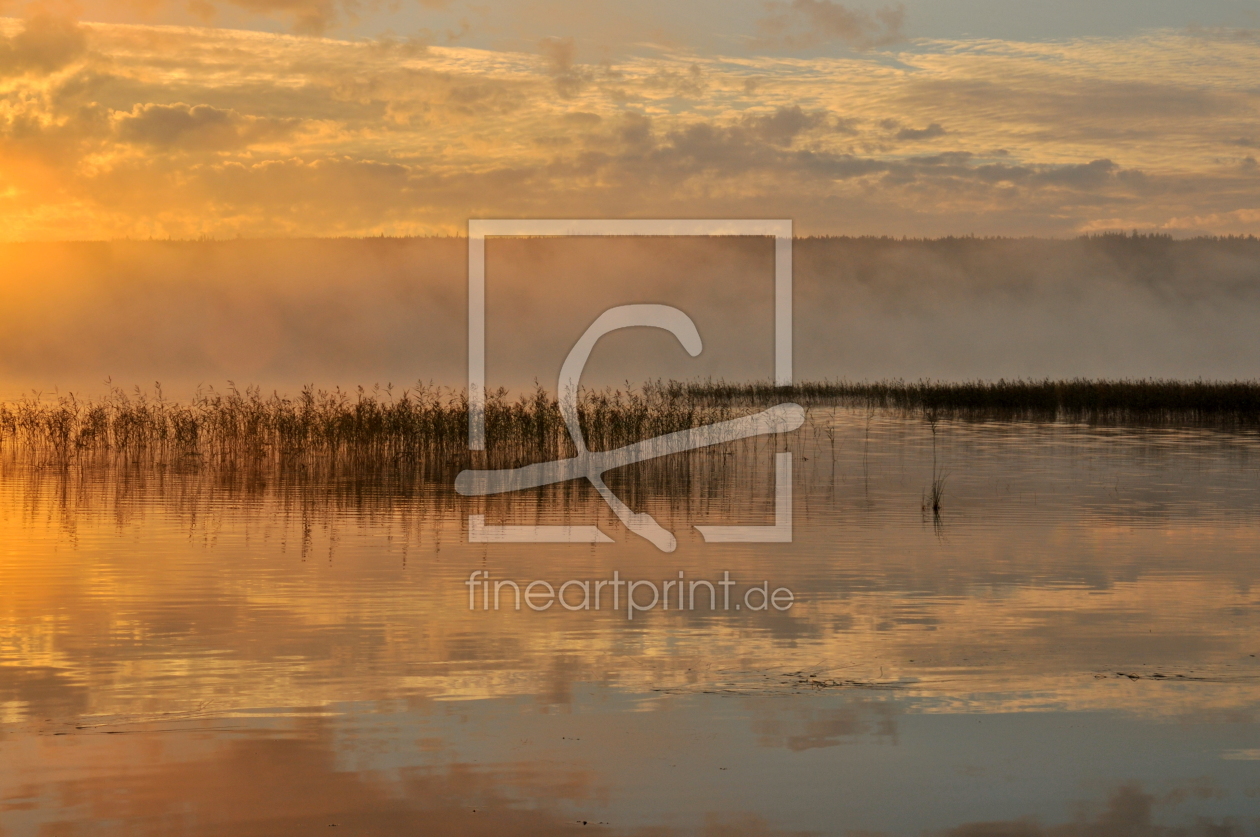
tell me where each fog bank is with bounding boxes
[2,235,1259,399]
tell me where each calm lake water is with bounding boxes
[2,408,1259,835]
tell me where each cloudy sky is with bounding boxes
[2,0,1259,240]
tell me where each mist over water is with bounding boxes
[2,235,1259,400]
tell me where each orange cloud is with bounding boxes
[0,11,85,76]
[0,16,1257,239]
[112,102,302,150]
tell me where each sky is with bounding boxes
[1,0,1259,239]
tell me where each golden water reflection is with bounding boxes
[2,410,1259,834]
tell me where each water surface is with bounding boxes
[2,410,1259,835]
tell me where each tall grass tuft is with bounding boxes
[923,407,947,514]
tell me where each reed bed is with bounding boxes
[2,378,1259,466]
[0,383,766,524]
[681,379,1260,425]
[0,382,742,466]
